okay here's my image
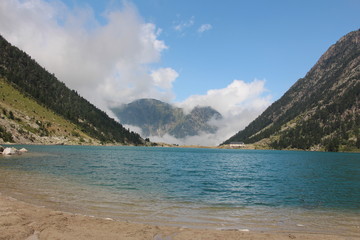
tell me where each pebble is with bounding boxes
[239,229,250,232]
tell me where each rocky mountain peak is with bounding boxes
[223,29,360,152]
[112,99,222,139]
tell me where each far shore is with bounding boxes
[1,141,360,153]
[0,193,359,240]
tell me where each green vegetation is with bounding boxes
[0,125,13,142]
[223,30,360,152]
[0,77,96,143]
[0,35,143,145]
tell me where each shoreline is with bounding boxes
[1,193,359,240]
[1,146,359,239]
[2,142,359,154]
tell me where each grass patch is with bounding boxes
[0,78,96,143]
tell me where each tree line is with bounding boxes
[0,35,143,145]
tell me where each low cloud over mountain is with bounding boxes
[0,0,271,145]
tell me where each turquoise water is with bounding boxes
[0,145,359,233]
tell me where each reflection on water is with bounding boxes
[0,145,359,235]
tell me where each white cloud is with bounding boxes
[151,68,179,90]
[0,0,176,113]
[149,132,223,147]
[123,124,143,136]
[198,24,212,33]
[173,16,195,32]
[172,79,271,145]
[0,0,272,146]
[148,134,180,145]
[141,80,271,146]
[177,79,270,116]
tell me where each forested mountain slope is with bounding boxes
[0,77,98,145]
[0,35,143,145]
[223,30,360,152]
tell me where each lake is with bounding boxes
[0,145,359,233]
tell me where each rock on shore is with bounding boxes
[0,146,28,155]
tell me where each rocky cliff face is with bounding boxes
[169,106,222,138]
[223,29,360,152]
[112,99,222,138]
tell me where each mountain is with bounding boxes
[112,99,183,137]
[169,106,221,138]
[111,99,222,138]
[0,35,143,145]
[0,77,96,145]
[223,29,360,152]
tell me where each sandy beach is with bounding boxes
[0,193,358,240]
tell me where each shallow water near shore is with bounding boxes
[0,145,359,234]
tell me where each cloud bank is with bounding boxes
[0,0,176,115]
[0,0,272,145]
[147,80,271,146]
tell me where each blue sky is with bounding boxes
[141,0,359,100]
[0,0,359,145]
[62,0,359,101]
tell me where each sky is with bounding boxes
[0,0,359,145]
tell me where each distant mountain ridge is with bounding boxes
[112,99,222,138]
[0,35,143,145]
[223,29,360,152]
